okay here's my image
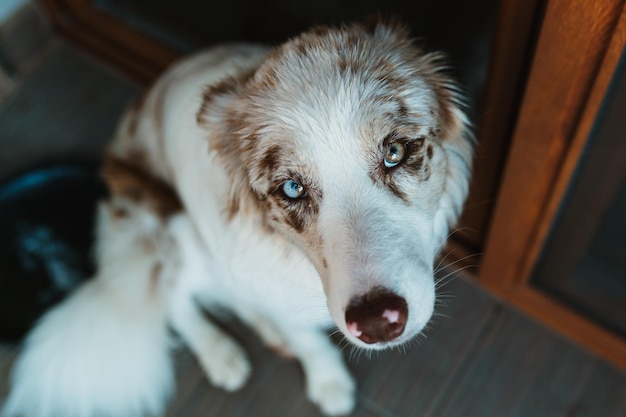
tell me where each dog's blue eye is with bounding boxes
[282,179,305,199]
[384,141,406,168]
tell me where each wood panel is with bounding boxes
[480,1,626,371]
[517,5,626,284]
[481,0,625,286]
[428,308,599,417]
[454,0,544,252]
[39,0,179,83]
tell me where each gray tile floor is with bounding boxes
[1,41,625,417]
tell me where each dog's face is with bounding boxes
[199,21,474,349]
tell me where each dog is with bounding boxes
[3,19,473,417]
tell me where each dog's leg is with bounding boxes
[245,314,294,359]
[281,327,356,416]
[168,295,251,391]
[235,303,354,414]
[167,215,251,392]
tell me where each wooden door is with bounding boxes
[480,0,626,370]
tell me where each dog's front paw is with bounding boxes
[307,370,356,416]
[199,338,251,392]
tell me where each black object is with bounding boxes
[0,164,107,342]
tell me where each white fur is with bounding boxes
[3,23,473,417]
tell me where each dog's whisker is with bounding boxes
[328,328,342,337]
[435,263,478,289]
[436,291,456,297]
[434,252,482,275]
[434,300,451,309]
[436,263,477,283]
[435,226,476,254]
[348,345,359,363]
[434,248,455,272]
[336,337,351,354]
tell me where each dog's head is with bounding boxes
[198,20,474,349]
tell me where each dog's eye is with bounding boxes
[384,141,407,168]
[282,179,306,199]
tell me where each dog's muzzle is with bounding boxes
[344,287,408,344]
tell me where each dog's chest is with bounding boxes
[173,214,332,328]
[215,231,331,326]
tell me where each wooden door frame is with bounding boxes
[453,0,544,252]
[480,0,626,370]
[39,0,180,82]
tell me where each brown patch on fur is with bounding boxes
[426,144,434,160]
[403,137,432,181]
[256,65,279,90]
[226,193,241,220]
[216,123,265,221]
[361,14,410,39]
[102,153,182,219]
[125,92,147,138]
[435,95,453,133]
[196,68,269,223]
[268,344,296,360]
[126,107,140,139]
[112,206,129,218]
[149,262,162,297]
[382,172,409,202]
[286,208,306,232]
[405,137,425,162]
[258,145,281,178]
[196,68,257,126]
[142,238,156,254]
[396,100,409,118]
[338,56,349,74]
[152,91,165,134]
[273,197,318,233]
[373,66,407,91]
[414,54,464,143]
[309,25,333,38]
[127,113,139,139]
[295,41,309,57]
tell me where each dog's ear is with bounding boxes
[359,14,411,42]
[196,69,268,220]
[426,67,475,246]
[196,68,256,129]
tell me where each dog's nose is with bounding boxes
[345,288,408,344]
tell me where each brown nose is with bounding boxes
[345,288,408,344]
